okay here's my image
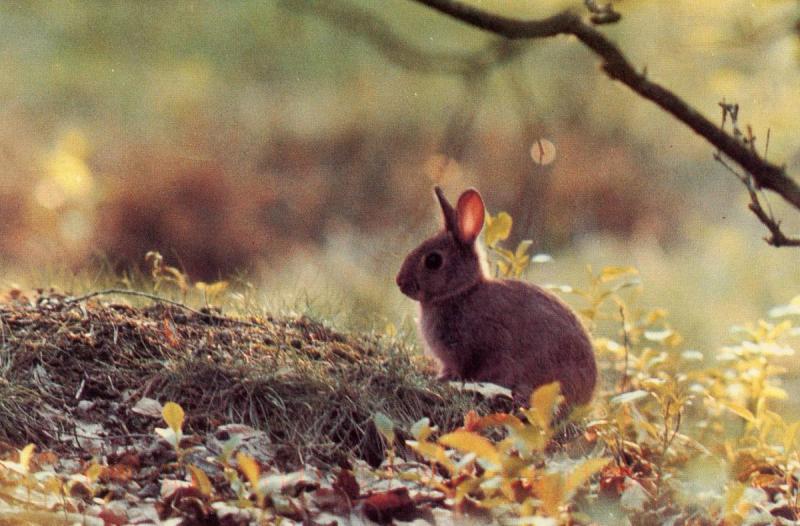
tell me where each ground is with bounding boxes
[0,288,510,525]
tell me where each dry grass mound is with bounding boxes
[0,289,509,468]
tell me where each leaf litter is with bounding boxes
[0,288,511,524]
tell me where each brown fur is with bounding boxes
[396,187,597,406]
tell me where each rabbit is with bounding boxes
[396,186,597,408]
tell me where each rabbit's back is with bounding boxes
[420,278,596,404]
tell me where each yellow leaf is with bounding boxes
[484,212,512,248]
[783,421,800,452]
[565,457,610,494]
[162,402,185,433]
[469,412,525,433]
[497,260,511,277]
[724,482,746,518]
[507,424,549,456]
[197,280,229,300]
[531,382,562,429]
[515,240,533,258]
[236,452,260,487]
[534,472,564,517]
[85,463,103,484]
[406,440,456,474]
[720,401,756,423]
[42,476,63,495]
[439,430,501,469]
[762,385,788,400]
[599,266,638,283]
[638,419,661,439]
[19,444,35,473]
[189,465,213,497]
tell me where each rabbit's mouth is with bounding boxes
[396,275,421,300]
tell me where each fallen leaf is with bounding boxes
[360,487,415,523]
[98,507,128,526]
[333,469,360,500]
[132,397,163,418]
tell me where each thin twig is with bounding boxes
[711,103,800,245]
[410,0,800,213]
[714,152,800,247]
[618,304,630,392]
[64,289,260,327]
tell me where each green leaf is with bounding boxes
[373,412,396,444]
[221,435,241,463]
[162,402,185,433]
[610,390,651,405]
[410,417,434,442]
[484,212,513,248]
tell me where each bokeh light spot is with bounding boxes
[530,138,556,165]
[34,179,66,210]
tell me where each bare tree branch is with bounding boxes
[410,0,800,214]
[712,103,800,247]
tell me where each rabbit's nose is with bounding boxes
[395,272,407,289]
[396,273,418,297]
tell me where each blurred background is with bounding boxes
[0,0,799,351]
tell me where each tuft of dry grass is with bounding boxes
[0,289,509,468]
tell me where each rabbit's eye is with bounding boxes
[424,252,443,270]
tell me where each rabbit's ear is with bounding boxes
[434,186,458,233]
[455,189,485,245]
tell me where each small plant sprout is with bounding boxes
[155,401,185,459]
[483,210,540,279]
[373,412,397,478]
[145,251,191,298]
